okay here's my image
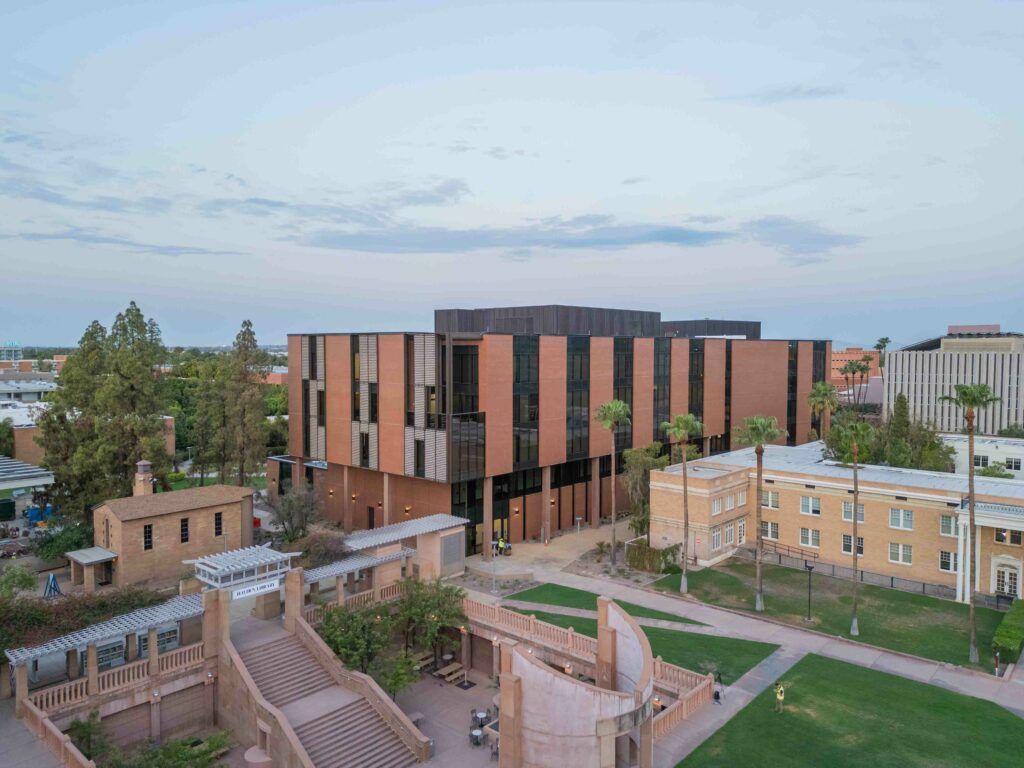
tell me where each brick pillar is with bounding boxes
[483,476,493,562]
[87,643,100,695]
[148,629,159,676]
[84,563,96,594]
[382,473,391,526]
[14,664,28,717]
[590,457,601,528]
[150,697,162,745]
[283,568,304,632]
[67,648,80,679]
[202,589,221,661]
[498,642,522,768]
[542,466,552,544]
[308,581,320,604]
[126,633,138,662]
[335,575,346,607]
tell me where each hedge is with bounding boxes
[625,540,681,574]
[993,598,1024,663]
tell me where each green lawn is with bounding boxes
[506,583,702,625]
[655,560,1002,670]
[525,610,776,683]
[168,475,267,491]
[681,654,1024,768]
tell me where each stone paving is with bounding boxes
[0,698,60,768]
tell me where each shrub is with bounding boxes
[993,599,1024,663]
[625,541,681,573]
[33,524,93,561]
[166,471,187,484]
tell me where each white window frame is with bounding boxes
[888,542,913,565]
[738,489,747,506]
[842,502,865,523]
[842,534,864,556]
[725,524,735,546]
[939,550,958,573]
[725,494,735,512]
[974,454,989,468]
[1006,458,1022,471]
[760,521,779,540]
[712,498,722,516]
[738,520,746,545]
[799,527,820,548]
[761,490,780,509]
[889,508,913,531]
[712,527,722,551]
[939,514,957,538]
[800,496,821,516]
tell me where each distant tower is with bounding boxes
[0,342,22,362]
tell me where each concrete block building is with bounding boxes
[268,305,830,556]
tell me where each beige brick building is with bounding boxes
[650,442,1024,602]
[69,461,254,591]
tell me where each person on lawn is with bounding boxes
[774,682,785,713]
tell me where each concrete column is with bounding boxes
[491,641,501,681]
[483,476,494,562]
[596,718,616,768]
[975,524,982,593]
[335,575,346,607]
[461,629,471,670]
[84,563,96,594]
[956,520,967,602]
[252,590,282,620]
[283,568,304,632]
[542,466,552,544]
[126,633,138,662]
[0,661,11,698]
[638,712,654,768]
[308,581,320,604]
[14,664,28,717]
[596,597,616,691]
[382,473,391,526]
[498,671,522,768]
[201,589,221,660]
[342,466,352,533]
[67,648,80,679]
[87,643,99,695]
[147,629,159,675]
[590,457,601,528]
[150,698,162,745]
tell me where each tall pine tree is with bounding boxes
[224,320,270,486]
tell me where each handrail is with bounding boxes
[98,658,148,693]
[222,634,315,768]
[293,617,431,762]
[652,674,714,739]
[759,540,819,562]
[28,677,88,713]
[21,699,96,767]
[158,642,204,674]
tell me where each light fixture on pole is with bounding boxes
[804,560,815,623]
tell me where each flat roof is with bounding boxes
[0,380,59,393]
[0,455,54,491]
[942,434,1024,448]
[102,484,254,521]
[5,593,203,667]
[682,442,1024,502]
[344,514,467,551]
[304,546,416,584]
[66,546,118,566]
[185,544,298,577]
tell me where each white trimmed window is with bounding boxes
[725,495,735,512]
[761,490,780,509]
[940,515,957,538]
[1007,458,1022,471]
[760,521,779,540]
[974,454,989,468]
[738,490,747,506]
[994,529,1023,545]
[842,534,864,556]
[738,520,746,544]
[712,527,722,551]
[800,496,821,516]
[800,527,820,548]
[939,551,958,573]
[842,502,865,523]
[889,508,913,530]
[725,524,735,546]
[712,498,722,516]
[888,542,913,565]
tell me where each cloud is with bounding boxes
[303,214,731,254]
[2,226,244,257]
[741,216,862,264]
[0,176,172,214]
[484,146,526,160]
[739,84,846,104]
[621,176,646,185]
[447,140,532,160]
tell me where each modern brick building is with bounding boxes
[269,305,830,555]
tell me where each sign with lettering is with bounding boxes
[231,579,280,601]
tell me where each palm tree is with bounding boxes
[839,360,857,405]
[595,399,631,566]
[807,381,839,438]
[662,413,703,593]
[836,420,874,637]
[734,415,788,611]
[875,337,891,368]
[939,383,1001,664]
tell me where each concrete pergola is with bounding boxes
[186,544,299,591]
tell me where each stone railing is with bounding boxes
[346,589,374,608]
[303,603,325,625]
[303,582,407,627]
[21,698,96,768]
[653,656,710,695]
[28,677,88,712]
[158,642,203,674]
[464,598,600,657]
[293,617,432,762]
[98,658,148,692]
[652,673,714,740]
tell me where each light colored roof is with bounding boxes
[942,433,1024,448]
[0,455,54,491]
[682,442,1024,502]
[0,380,59,394]
[304,547,416,583]
[185,544,298,576]
[102,484,253,521]
[344,514,467,551]
[0,401,46,427]
[66,546,118,565]
[970,501,1024,520]
[4,594,203,666]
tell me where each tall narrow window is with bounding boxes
[143,524,153,551]
[215,512,223,537]
[180,517,190,544]
[369,383,379,422]
[414,439,425,478]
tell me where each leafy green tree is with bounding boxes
[107,731,230,767]
[320,603,393,673]
[734,416,787,612]
[807,381,838,437]
[225,320,271,486]
[662,413,703,593]
[978,462,1015,479]
[595,399,631,565]
[393,578,431,649]
[372,650,419,701]
[827,420,877,465]
[36,304,171,519]
[939,383,1001,664]
[268,482,320,541]
[192,365,228,485]
[418,579,467,659]
[0,563,37,598]
[33,524,92,561]
[265,384,289,417]
[0,417,13,457]
[622,442,669,544]
[998,423,1024,439]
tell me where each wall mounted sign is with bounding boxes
[231,579,280,601]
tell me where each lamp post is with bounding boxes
[576,516,584,562]
[804,561,815,623]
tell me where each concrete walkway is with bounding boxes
[0,698,60,768]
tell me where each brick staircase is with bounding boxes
[293,698,419,768]
[237,633,419,768]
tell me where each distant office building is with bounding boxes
[270,305,830,555]
[943,434,1024,480]
[0,342,21,362]
[830,347,881,387]
[0,379,58,402]
[883,325,1024,434]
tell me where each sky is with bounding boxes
[1,0,1022,349]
